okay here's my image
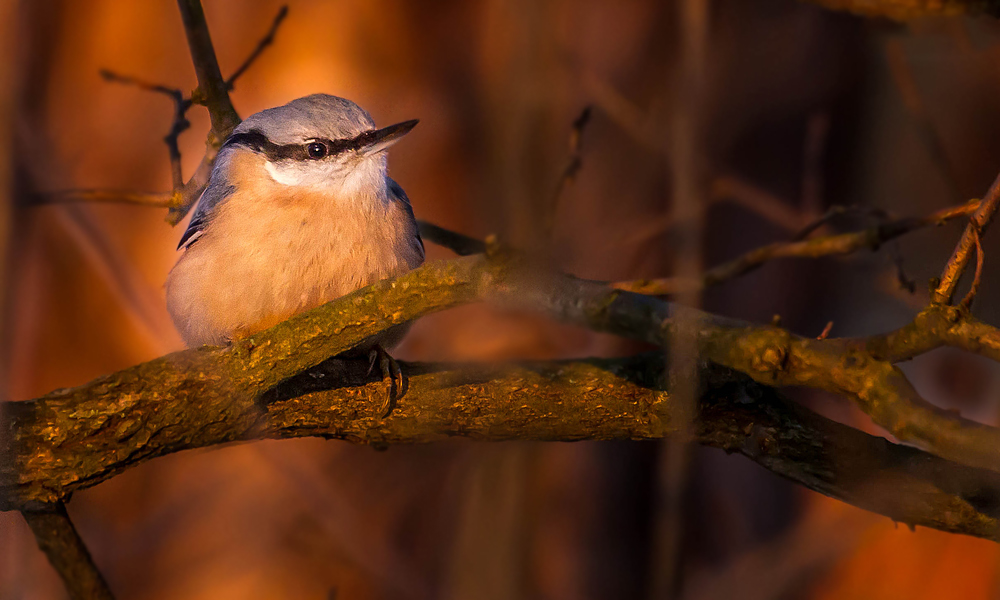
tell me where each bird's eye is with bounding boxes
[306,142,327,159]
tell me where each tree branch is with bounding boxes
[224,5,288,91]
[865,303,1000,364]
[933,172,1000,304]
[176,0,239,139]
[615,198,981,296]
[4,247,1000,504]
[6,353,1000,543]
[32,189,173,208]
[22,502,115,600]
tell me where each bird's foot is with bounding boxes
[368,344,404,417]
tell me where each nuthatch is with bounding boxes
[166,94,424,406]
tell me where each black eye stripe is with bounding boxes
[224,129,373,161]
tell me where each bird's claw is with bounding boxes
[368,345,404,417]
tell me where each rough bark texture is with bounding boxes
[6,354,1000,542]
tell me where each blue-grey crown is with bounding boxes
[233,94,376,145]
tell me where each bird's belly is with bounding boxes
[166,206,421,347]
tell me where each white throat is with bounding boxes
[263,152,389,199]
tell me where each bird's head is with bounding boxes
[223,94,417,196]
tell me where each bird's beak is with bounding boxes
[359,119,419,156]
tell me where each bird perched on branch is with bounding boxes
[166,94,424,412]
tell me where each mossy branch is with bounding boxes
[5,250,1000,526]
[6,350,1000,543]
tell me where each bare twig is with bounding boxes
[933,172,1000,304]
[98,70,193,192]
[32,189,173,208]
[176,0,239,136]
[791,205,890,242]
[225,5,289,90]
[417,220,487,256]
[39,5,290,223]
[97,69,183,99]
[545,106,591,236]
[615,198,981,296]
[22,503,115,600]
[712,176,806,233]
[580,69,659,152]
[618,175,803,252]
[960,221,985,310]
[890,242,917,294]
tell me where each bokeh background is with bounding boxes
[4,0,1000,598]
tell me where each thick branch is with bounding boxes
[4,251,1000,503]
[865,303,1000,363]
[22,503,115,600]
[6,355,1000,542]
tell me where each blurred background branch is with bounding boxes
[801,0,1000,19]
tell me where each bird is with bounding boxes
[166,94,425,412]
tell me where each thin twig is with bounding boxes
[933,172,1000,304]
[615,198,981,296]
[890,241,917,294]
[617,175,804,252]
[225,5,289,90]
[22,503,115,600]
[791,205,890,242]
[712,175,806,233]
[32,189,174,207]
[417,220,486,256]
[545,106,591,236]
[98,70,193,192]
[960,220,985,310]
[97,69,182,99]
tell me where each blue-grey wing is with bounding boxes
[177,171,235,250]
[387,177,425,262]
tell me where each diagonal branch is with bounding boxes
[176,0,239,139]
[615,198,981,296]
[225,5,288,91]
[933,172,1000,304]
[22,502,116,600]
